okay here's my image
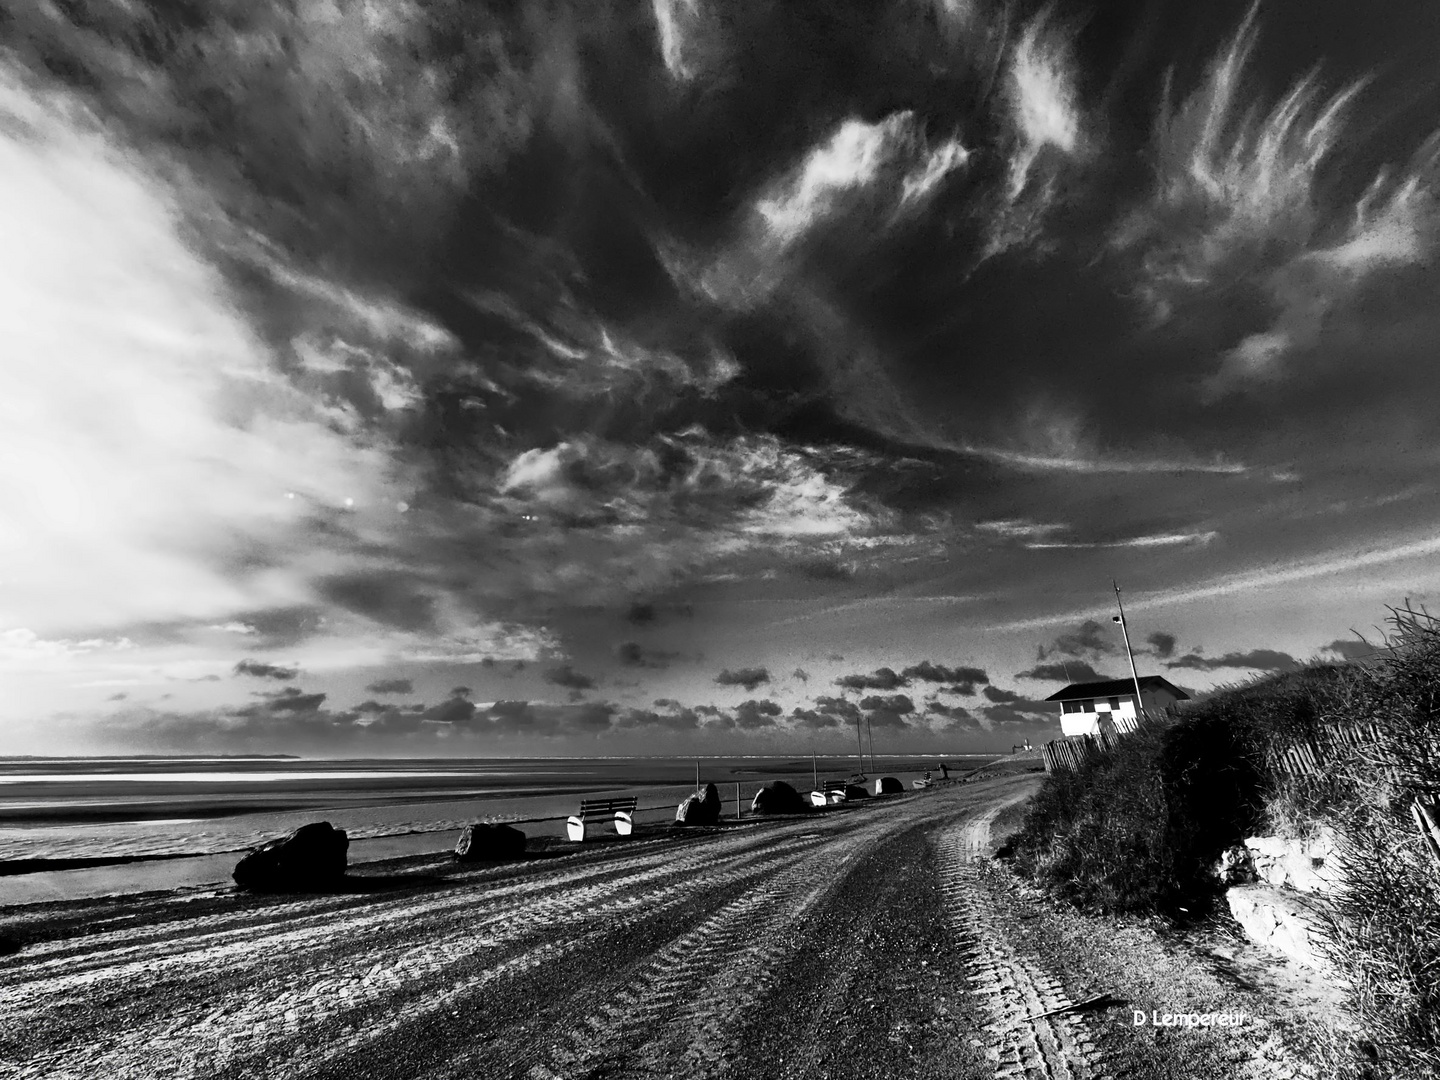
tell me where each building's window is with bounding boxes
[1062,701,1080,714]
[1109,697,1121,710]
[1082,699,1095,712]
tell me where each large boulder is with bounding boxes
[1242,831,1339,894]
[676,782,723,825]
[874,776,904,796]
[455,823,527,862]
[1226,885,1333,974]
[751,780,807,815]
[843,784,870,801]
[233,821,348,892]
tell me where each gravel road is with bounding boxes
[0,775,1292,1079]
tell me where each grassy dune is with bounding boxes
[1008,605,1440,1080]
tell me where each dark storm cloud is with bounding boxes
[1321,638,1378,661]
[791,707,840,729]
[544,665,596,691]
[792,668,810,682]
[811,695,861,724]
[614,705,701,731]
[858,694,914,715]
[929,702,979,729]
[424,696,477,724]
[715,667,770,691]
[256,687,328,714]
[1166,649,1301,673]
[1015,660,1112,683]
[365,678,414,695]
[835,667,907,691]
[1145,632,1178,659]
[616,641,681,668]
[314,572,438,633]
[734,699,782,729]
[982,695,1054,728]
[626,603,658,625]
[982,686,1023,705]
[1039,621,1116,661]
[791,556,854,582]
[233,659,299,681]
[19,0,1440,716]
[901,661,988,685]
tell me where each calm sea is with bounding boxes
[0,754,989,872]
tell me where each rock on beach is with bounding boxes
[676,782,723,825]
[455,823,527,861]
[233,821,348,892]
[751,780,807,815]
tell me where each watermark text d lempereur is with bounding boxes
[1134,1010,1248,1028]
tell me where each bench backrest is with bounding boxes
[578,796,638,818]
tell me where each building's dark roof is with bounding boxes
[1043,676,1190,703]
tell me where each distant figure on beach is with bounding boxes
[940,763,949,780]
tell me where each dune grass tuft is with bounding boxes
[1008,604,1440,1077]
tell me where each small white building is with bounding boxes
[1045,676,1189,737]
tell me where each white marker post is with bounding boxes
[1113,581,1148,722]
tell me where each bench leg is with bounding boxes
[614,811,633,837]
[566,815,586,842]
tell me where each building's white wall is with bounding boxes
[1055,685,1184,737]
[1060,713,1099,737]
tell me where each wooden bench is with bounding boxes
[566,796,638,842]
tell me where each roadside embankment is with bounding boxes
[1006,604,1440,1079]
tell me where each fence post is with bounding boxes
[1413,798,1440,865]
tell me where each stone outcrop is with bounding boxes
[676,782,723,825]
[1243,831,1339,894]
[233,821,348,892]
[1213,830,1340,893]
[751,780,806,815]
[454,823,527,861]
[1226,884,1333,974]
[874,776,904,795]
[843,784,870,801]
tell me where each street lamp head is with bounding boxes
[1111,615,1122,623]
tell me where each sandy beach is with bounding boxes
[0,774,1338,1079]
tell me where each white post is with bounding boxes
[1113,581,1148,721]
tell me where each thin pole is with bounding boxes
[695,760,700,793]
[1113,581,1148,721]
[866,717,875,775]
[856,716,865,777]
[736,782,741,819]
[812,751,818,790]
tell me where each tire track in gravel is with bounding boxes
[4,831,831,1080]
[515,817,899,1080]
[936,815,1113,1080]
[4,836,756,989]
[0,828,819,1015]
[2,779,1051,1080]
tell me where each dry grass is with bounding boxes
[1010,604,1440,1078]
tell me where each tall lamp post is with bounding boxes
[1112,581,1148,723]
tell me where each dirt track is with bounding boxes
[0,776,1309,1079]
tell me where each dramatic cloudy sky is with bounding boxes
[3,0,1438,756]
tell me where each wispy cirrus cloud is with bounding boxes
[1023,530,1217,550]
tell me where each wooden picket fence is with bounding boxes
[1271,721,1385,778]
[1042,730,1126,774]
